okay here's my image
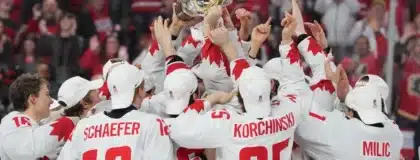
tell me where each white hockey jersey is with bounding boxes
[57,107,173,160]
[295,109,403,160]
[0,111,75,160]
[170,100,300,160]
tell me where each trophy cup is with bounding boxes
[175,0,233,21]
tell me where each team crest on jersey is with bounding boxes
[169,91,174,98]
[113,85,117,92]
[373,100,377,108]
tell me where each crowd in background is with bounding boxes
[0,0,418,131]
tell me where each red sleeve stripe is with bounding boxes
[166,62,189,75]
[309,112,326,121]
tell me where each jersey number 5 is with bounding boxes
[239,138,289,160]
[83,146,131,160]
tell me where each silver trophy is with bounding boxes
[175,0,233,21]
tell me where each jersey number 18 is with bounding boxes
[83,146,131,160]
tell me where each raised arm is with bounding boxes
[292,0,337,112]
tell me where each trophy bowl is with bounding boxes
[175,0,233,21]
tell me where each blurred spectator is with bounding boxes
[396,37,420,129]
[132,0,163,36]
[354,36,381,75]
[0,21,12,69]
[25,0,62,35]
[80,34,126,78]
[401,12,420,43]
[132,33,151,65]
[349,0,388,70]
[14,34,37,73]
[0,0,18,40]
[36,12,84,84]
[35,61,59,99]
[340,57,359,87]
[315,0,360,61]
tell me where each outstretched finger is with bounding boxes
[265,17,272,25]
[172,3,177,15]
[324,57,335,81]
[164,18,170,28]
[339,64,348,81]
[304,22,315,28]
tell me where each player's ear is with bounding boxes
[28,94,37,105]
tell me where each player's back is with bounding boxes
[72,109,173,160]
[296,110,403,160]
[218,109,298,160]
[336,118,402,160]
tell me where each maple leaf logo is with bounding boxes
[287,43,302,66]
[49,117,75,142]
[181,35,201,48]
[310,79,335,94]
[148,40,159,56]
[183,100,205,113]
[285,94,297,103]
[232,59,250,80]
[307,37,323,56]
[201,39,231,75]
[166,62,190,75]
[98,81,110,100]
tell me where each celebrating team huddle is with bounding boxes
[0,0,403,159]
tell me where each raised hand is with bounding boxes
[89,35,100,53]
[304,20,328,49]
[169,3,185,36]
[281,12,297,44]
[222,7,235,31]
[236,8,252,26]
[291,0,306,35]
[324,57,349,101]
[251,17,272,45]
[153,16,173,56]
[236,8,252,39]
[209,26,230,48]
[204,6,223,29]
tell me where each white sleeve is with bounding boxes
[294,109,341,157]
[169,100,231,148]
[343,0,360,14]
[57,125,81,160]
[314,0,332,14]
[277,42,308,92]
[142,117,174,160]
[297,36,336,112]
[177,35,203,66]
[1,117,75,159]
[141,40,167,92]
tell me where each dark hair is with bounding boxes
[62,90,93,117]
[100,34,120,63]
[237,91,246,113]
[59,12,76,22]
[9,73,48,111]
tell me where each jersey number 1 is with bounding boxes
[239,138,289,160]
[83,146,131,160]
